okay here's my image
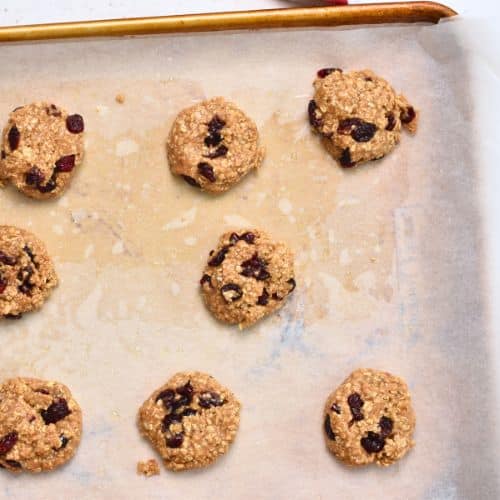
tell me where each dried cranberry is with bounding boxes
[257,288,269,306]
[37,172,57,193]
[197,162,216,182]
[400,106,416,124]
[8,126,20,151]
[66,114,84,133]
[240,253,270,281]
[204,132,222,148]
[338,118,376,142]
[207,115,226,134]
[35,388,50,395]
[200,274,212,287]
[324,414,336,441]
[208,246,229,267]
[23,245,38,268]
[1,150,5,159]
[57,435,69,450]
[156,388,175,407]
[17,266,34,295]
[41,398,71,424]
[287,278,296,293]
[204,144,228,159]
[385,112,396,131]
[4,314,22,320]
[55,154,75,173]
[4,460,21,468]
[176,381,194,403]
[317,67,342,78]
[198,392,223,409]
[360,431,385,453]
[46,104,62,117]
[365,77,373,82]
[0,252,16,266]
[331,403,341,414]
[180,408,197,418]
[340,148,355,168]
[379,416,393,438]
[229,233,240,245]
[0,277,7,294]
[221,283,243,302]
[271,292,281,301]
[166,433,184,448]
[0,432,18,455]
[347,393,364,422]
[240,232,256,244]
[181,175,200,188]
[25,167,45,186]
[337,118,361,135]
[308,100,322,129]
[162,413,182,432]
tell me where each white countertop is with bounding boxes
[0,0,498,27]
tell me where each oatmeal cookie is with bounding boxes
[308,68,417,167]
[0,377,82,473]
[138,371,240,471]
[0,102,84,199]
[200,229,295,328]
[323,368,415,466]
[0,225,58,319]
[167,97,264,193]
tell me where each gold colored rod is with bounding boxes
[0,2,457,44]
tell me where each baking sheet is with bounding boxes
[0,18,497,499]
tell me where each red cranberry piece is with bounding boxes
[162,413,182,432]
[176,381,194,403]
[17,266,34,295]
[317,67,342,78]
[204,132,222,148]
[204,144,228,159]
[308,100,322,129]
[35,388,50,394]
[271,292,281,301]
[240,232,256,244]
[25,167,45,186]
[324,414,336,441]
[41,398,71,424]
[361,431,385,453]
[181,175,200,188]
[156,388,175,408]
[180,408,197,418]
[0,276,8,294]
[229,232,240,245]
[340,148,355,168]
[1,150,6,159]
[4,459,21,469]
[37,172,57,193]
[331,403,341,414]
[208,246,229,267]
[240,253,270,281]
[198,392,224,409]
[55,154,75,173]
[257,288,269,306]
[166,433,184,448]
[200,274,212,287]
[66,114,84,133]
[4,313,22,320]
[337,118,362,135]
[0,432,18,455]
[207,115,226,134]
[400,106,416,124]
[197,162,216,182]
[347,392,364,422]
[385,112,396,131]
[46,104,62,117]
[338,118,376,142]
[287,278,296,293]
[221,283,243,302]
[57,435,69,450]
[379,416,393,438]
[0,252,16,266]
[23,245,38,268]
[8,126,20,151]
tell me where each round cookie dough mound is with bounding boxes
[308,68,418,168]
[0,102,84,199]
[0,377,82,473]
[138,371,241,471]
[323,368,415,467]
[0,226,58,318]
[200,229,295,328]
[167,97,264,193]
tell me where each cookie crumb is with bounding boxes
[115,94,125,104]
[137,459,160,477]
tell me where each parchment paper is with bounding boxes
[0,18,497,500]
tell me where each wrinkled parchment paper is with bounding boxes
[0,18,498,500]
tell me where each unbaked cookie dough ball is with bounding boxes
[0,102,84,199]
[138,371,240,471]
[167,97,264,193]
[200,229,295,328]
[308,68,417,168]
[323,368,415,467]
[0,377,82,473]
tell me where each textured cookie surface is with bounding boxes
[0,102,84,199]
[138,372,240,471]
[323,368,415,466]
[0,377,82,473]
[308,69,417,168]
[0,225,58,318]
[200,229,295,328]
[167,97,264,193]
